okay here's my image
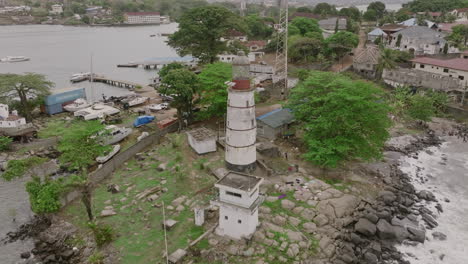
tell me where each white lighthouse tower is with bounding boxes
[225,51,257,172]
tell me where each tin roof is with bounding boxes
[411,57,468,72]
[256,108,294,128]
[217,171,262,191]
[354,45,380,65]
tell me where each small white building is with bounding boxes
[211,171,263,240]
[187,127,217,155]
[50,4,63,15]
[0,104,27,128]
[124,12,161,25]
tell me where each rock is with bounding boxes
[100,209,117,217]
[292,206,305,214]
[323,244,336,258]
[172,196,186,207]
[350,233,365,245]
[175,205,185,212]
[289,216,301,226]
[273,215,287,226]
[307,200,318,207]
[432,231,447,241]
[314,214,329,227]
[168,249,187,263]
[364,252,379,264]
[364,212,379,224]
[60,249,74,259]
[208,239,219,246]
[422,213,438,229]
[287,243,300,257]
[355,218,376,237]
[376,219,408,241]
[20,252,31,259]
[281,199,295,210]
[287,230,303,242]
[300,209,316,221]
[107,184,120,193]
[317,191,334,201]
[259,206,271,214]
[243,248,255,257]
[157,163,167,171]
[417,190,436,201]
[303,222,317,233]
[407,226,426,243]
[147,194,159,202]
[379,191,397,205]
[327,195,360,218]
[319,236,332,250]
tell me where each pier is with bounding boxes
[116,56,196,70]
[90,76,153,91]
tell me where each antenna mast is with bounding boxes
[274,0,288,99]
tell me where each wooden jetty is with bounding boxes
[90,76,153,91]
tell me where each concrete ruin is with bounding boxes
[186,127,216,155]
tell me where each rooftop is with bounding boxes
[399,18,437,28]
[380,24,407,32]
[187,127,215,142]
[256,108,294,128]
[411,56,468,72]
[438,21,468,32]
[354,45,381,65]
[319,17,347,30]
[289,12,321,21]
[368,28,387,36]
[243,40,267,47]
[393,26,446,43]
[124,12,160,16]
[216,172,262,191]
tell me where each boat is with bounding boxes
[97,125,133,145]
[127,96,149,107]
[74,104,120,120]
[0,56,30,62]
[147,103,169,112]
[63,98,90,112]
[96,144,121,163]
[70,72,91,83]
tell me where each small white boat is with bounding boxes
[147,103,169,112]
[74,104,120,120]
[96,144,120,164]
[63,98,90,112]
[70,72,91,83]
[97,125,133,145]
[126,96,149,107]
[0,56,30,62]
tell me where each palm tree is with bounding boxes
[376,48,397,79]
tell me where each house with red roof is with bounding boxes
[243,40,267,52]
[410,55,468,83]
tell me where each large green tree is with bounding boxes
[288,36,324,63]
[448,24,468,48]
[168,6,243,64]
[313,3,337,16]
[325,31,359,58]
[244,15,273,40]
[289,17,321,37]
[403,0,467,12]
[0,73,53,121]
[159,69,199,128]
[286,71,391,168]
[197,62,232,120]
[338,7,361,21]
[367,1,386,17]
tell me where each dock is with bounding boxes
[90,76,153,91]
[116,56,196,70]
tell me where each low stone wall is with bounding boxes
[60,123,178,206]
[383,68,462,92]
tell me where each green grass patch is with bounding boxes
[1,157,48,181]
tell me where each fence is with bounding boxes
[60,122,179,206]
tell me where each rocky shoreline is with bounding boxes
[2,122,465,264]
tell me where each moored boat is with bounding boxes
[0,56,30,62]
[63,98,90,112]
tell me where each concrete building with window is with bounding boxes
[187,127,216,155]
[211,171,263,239]
[410,55,468,84]
[124,12,160,25]
[0,104,26,128]
[353,45,381,79]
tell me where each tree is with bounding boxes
[244,15,273,39]
[338,7,361,21]
[0,136,12,151]
[286,71,391,168]
[408,94,435,122]
[57,120,109,220]
[158,63,185,79]
[296,6,313,13]
[396,34,402,47]
[197,62,232,120]
[313,3,337,16]
[376,48,397,79]
[159,69,199,129]
[289,36,324,63]
[363,9,378,21]
[404,0,466,12]
[326,31,359,58]
[0,73,53,122]
[168,6,244,64]
[367,1,386,17]
[448,24,468,48]
[289,17,321,37]
[443,43,449,54]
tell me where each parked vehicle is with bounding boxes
[147,103,169,112]
[133,116,155,127]
[96,144,120,163]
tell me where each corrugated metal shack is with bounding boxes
[43,87,86,115]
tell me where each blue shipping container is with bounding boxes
[44,88,85,115]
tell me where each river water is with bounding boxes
[398,137,468,264]
[0,24,179,263]
[0,24,179,101]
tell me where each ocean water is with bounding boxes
[398,137,468,264]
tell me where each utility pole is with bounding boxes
[274,0,288,99]
[240,0,246,17]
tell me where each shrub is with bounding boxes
[88,251,104,264]
[2,157,48,181]
[26,177,63,214]
[88,222,114,247]
[0,136,12,151]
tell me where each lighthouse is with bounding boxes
[225,51,257,172]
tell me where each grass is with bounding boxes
[61,133,219,264]
[38,118,68,139]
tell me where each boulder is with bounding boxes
[288,216,301,226]
[376,219,408,241]
[417,190,436,202]
[281,199,296,209]
[432,231,447,241]
[314,214,329,227]
[172,196,187,207]
[327,195,360,218]
[300,208,316,221]
[286,230,303,242]
[303,222,317,233]
[273,215,287,226]
[407,226,426,243]
[287,244,300,257]
[354,218,376,237]
[378,191,396,205]
[364,252,378,264]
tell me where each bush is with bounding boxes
[0,136,12,151]
[88,222,114,247]
[88,251,104,264]
[26,177,63,214]
[2,157,48,181]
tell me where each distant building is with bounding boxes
[411,55,468,84]
[0,104,26,128]
[367,28,387,42]
[353,45,381,79]
[438,21,468,33]
[211,171,263,239]
[49,4,63,15]
[187,127,216,155]
[388,26,457,55]
[319,17,347,38]
[380,24,407,36]
[243,40,266,53]
[256,108,295,140]
[86,6,102,16]
[450,8,468,22]
[222,29,248,42]
[124,12,160,25]
[399,18,438,29]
